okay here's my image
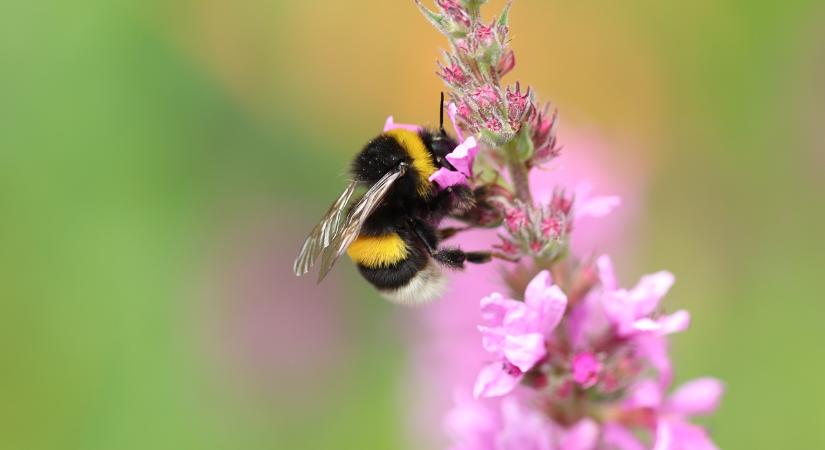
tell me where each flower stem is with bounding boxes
[503,139,533,205]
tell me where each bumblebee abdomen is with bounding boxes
[350,236,445,305]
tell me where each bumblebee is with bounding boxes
[293,96,490,304]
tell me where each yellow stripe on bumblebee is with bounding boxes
[384,129,436,197]
[346,233,409,268]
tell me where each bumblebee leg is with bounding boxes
[437,226,471,240]
[432,247,467,269]
[409,217,496,268]
[465,251,492,264]
[409,217,439,252]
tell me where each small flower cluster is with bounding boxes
[416,0,560,165]
[411,1,724,449]
[492,186,620,262]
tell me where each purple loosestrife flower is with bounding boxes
[596,255,690,339]
[474,271,567,398]
[400,1,724,448]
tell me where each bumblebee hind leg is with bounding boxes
[432,248,492,269]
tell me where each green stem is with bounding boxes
[503,139,533,205]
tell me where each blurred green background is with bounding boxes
[2,0,824,449]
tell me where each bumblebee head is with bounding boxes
[420,129,458,171]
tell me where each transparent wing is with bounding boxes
[293,179,359,276]
[315,165,407,282]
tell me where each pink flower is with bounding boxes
[573,180,621,222]
[485,116,503,132]
[383,116,422,133]
[473,85,499,108]
[446,136,479,177]
[448,102,466,141]
[540,216,562,239]
[571,352,602,388]
[430,104,480,189]
[504,207,527,232]
[445,394,600,450]
[431,168,471,189]
[457,102,473,122]
[436,0,471,27]
[429,137,479,189]
[474,271,567,398]
[506,83,531,126]
[597,255,689,338]
[497,49,516,77]
[601,422,646,450]
[442,63,468,86]
[475,23,494,43]
[622,378,725,450]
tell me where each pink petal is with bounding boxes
[635,334,674,388]
[667,378,725,416]
[576,195,621,220]
[523,271,568,333]
[447,102,464,142]
[629,271,675,316]
[473,362,522,398]
[655,419,719,450]
[497,397,555,450]
[444,390,499,449]
[652,419,673,450]
[538,286,568,333]
[383,116,422,132]
[446,136,479,177]
[524,270,554,305]
[430,167,469,189]
[566,294,609,350]
[480,292,512,326]
[659,310,691,335]
[596,255,617,291]
[624,379,663,410]
[560,418,599,450]
[478,325,505,357]
[601,290,636,336]
[632,311,689,335]
[502,333,546,372]
[602,423,646,450]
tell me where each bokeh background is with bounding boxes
[3,0,825,449]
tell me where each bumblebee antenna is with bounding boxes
[439,92,445,135]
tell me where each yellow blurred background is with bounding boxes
[2,0,824,449]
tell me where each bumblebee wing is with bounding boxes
[316,165,407,282]
[293,179,359,276]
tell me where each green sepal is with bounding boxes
[497,2,512,27]
[482,39,503,69]
[461,0,487,19]
[479,128,504,146]
[515,124,535,162]
[415,0,450,34]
